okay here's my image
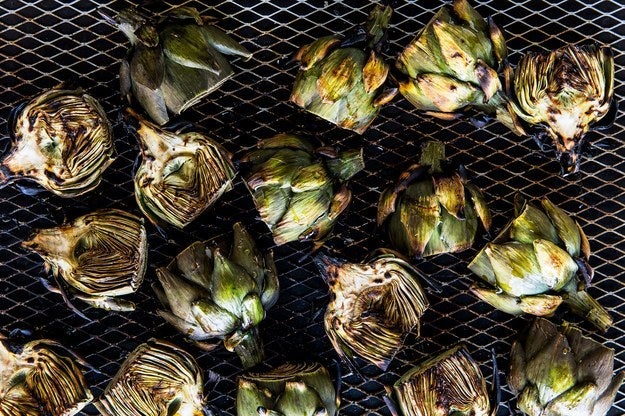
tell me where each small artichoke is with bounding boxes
[0,337,93,416]
[378,140,491,259]
[0,86,115,197]
[22,209,147,316]
[291,4,398,133]
[469,195,612,331]
[396,0,521,133]
[237,362,339,416]
[242,134,364,248]
[104,6,251,125]
[390,345,496,416]
[95,339,205,416]
[510,318,625,416]
[507,44,615,175]
[154,222,279,368]
[126,108,235,228]
[315,249,429,370]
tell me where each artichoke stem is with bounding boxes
[565,289,612,332]
[419,141,446,173]
[234,327,265,369]
[365,4,392,47]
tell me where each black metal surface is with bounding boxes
[1,1,624,415]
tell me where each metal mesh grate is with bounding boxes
[1,0,625,414]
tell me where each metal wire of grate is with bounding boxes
[1,0,624,414]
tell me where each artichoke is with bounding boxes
[315,249,429,370]
[126,108,235,228]
[469,195,612,331]
[395,0,521,133]
[22,209,147,316]
[0,86,115,197]
[154,222,279,368]
[242,134,364,248]
[378,140,491,259]
[507,44,615,175]
[103,6,251,125]
[389,345,497,416]
[509,318,625,416]
[291,4,398,133]
[237,362,339,416]
[95,339,205,416]
[0,337,92,416]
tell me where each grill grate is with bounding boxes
[1,1,625,415]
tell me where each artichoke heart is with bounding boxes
[95,339,205,416]
[127,109,235,228]
[154,222,279,368]
[22,209,147,315]
[315,249,429,370]
[0,337,93,416]
[0,86,115,197]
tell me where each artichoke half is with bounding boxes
[95,339,205,416]
[510,318,625,416]
[154,222,279,368]
[242,134,364,248]
[0,86,115,197]
[105,6,251,125]
[22,209,147,316]
[291,4,398,133]
[127,109,235,228]
[237,362,339,416]
[507,44,615,175]
[378,140,491,259]
[315,249,429,370]
[469,196,612,331]
[0,337,92,416]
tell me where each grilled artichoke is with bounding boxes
[315,249,429,370]
[507,44,615,175]
[0,86,115,197]
[378,140,491,259]
[390,345,496,416]
[237,362,339,416]
[510,318,625,416]
[126,108,235,228]
[22,209,147,316]
[104,6,251,125]
[291,4,398,133]
[154,222,279,368]
[95,339,205,416]
[242,134,364,248]
[396,0,521,133]
[469,195,612,331]
[0,337,92,416]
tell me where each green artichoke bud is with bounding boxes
[509,318,625,416]
[104,6,251,125]
[126,108,235,228]
[0,337,93,416]
[378,140,491,259]
[154,222,279,368]
[390,345,495,416]
[0,86,115,197]
[95,339,205,416]
[507,44,615,175]
[242,134,364,248]
[396,0,522,133]
[22,209,147,316]
[315,249,429,370]
[237,362,339,416]
[291,5,398,133]
[469,195,612,331]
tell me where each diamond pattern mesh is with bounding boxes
[1,0,624,415]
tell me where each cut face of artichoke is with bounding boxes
[22,209,147,316]
[0,87,115,197]
[0,337,93,416]
[237,362,339,416]
[315,249,429,370]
